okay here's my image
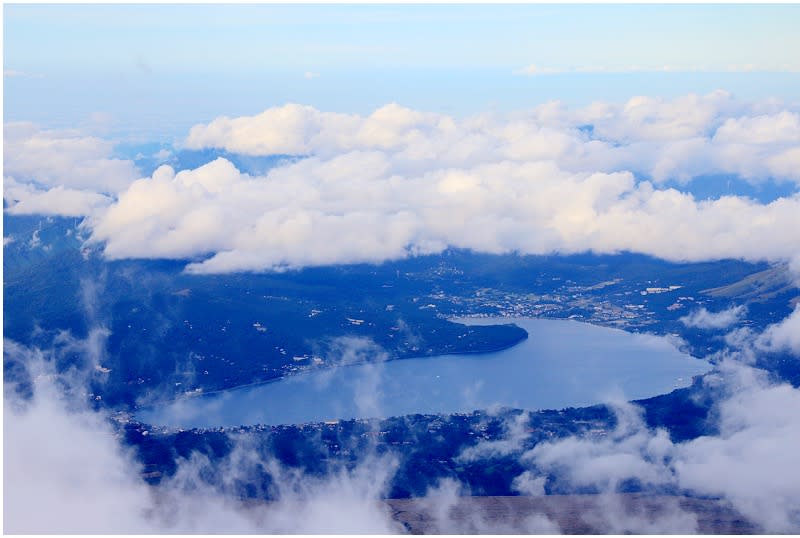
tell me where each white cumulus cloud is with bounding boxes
[181,92,800,184]
[3,122,139,194]
[86,151,800,274]
[4,176,113,217]
[8,94,800,272]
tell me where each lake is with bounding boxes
[137,318,711,428]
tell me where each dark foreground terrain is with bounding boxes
[386,494,757,534]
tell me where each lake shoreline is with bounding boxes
[135,319,530,410]
[137,317,711,429]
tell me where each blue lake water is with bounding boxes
[137,318,710,428]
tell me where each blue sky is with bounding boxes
[5,4,800,140]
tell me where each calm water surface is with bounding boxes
[138,318,710,428]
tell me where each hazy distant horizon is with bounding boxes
[6,4,800,140]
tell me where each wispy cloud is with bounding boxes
[512,64,569,76]
[2,338,404,533]
[680,305,747,330]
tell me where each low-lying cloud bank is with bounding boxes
[86,155,800,274]
[4,92,800,274]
